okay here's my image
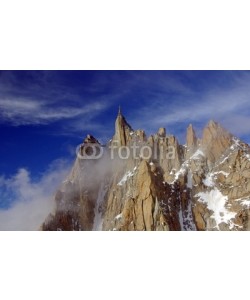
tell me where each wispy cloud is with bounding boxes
[0,71,115,131]
[0,159,71,230]
[127,71,250,140]
[0,98,109,126]
[1,71,250,141]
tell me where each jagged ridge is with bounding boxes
[41,110,250,231]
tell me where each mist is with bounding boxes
[0,159,71,230]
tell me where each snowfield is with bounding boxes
[196,188,237,229]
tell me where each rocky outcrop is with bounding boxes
[111,107,133,147]
[42,111,250,231]
[202,120,232,164]
[158,127,166,137]
[186,124,197,158]
[102,160,182,231]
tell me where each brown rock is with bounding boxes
[186,124,197,157]
[158,127,166,137]
[202,120,232,163]
[41,112,250,232]
[111,108,133,147]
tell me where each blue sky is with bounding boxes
[1,70,250,229]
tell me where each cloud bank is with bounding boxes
[0,159,71,230]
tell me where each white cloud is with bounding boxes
[0,159,71,230]
[2,71,250,141]
[0,98,108,126]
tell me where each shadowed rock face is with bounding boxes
[42,111,250,231]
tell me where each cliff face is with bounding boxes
[41,111,250,231]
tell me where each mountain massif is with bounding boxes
[41,110,250,231]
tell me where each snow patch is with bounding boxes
[235,197,250,207]
[241,199,250,207]
[203,173,215,187]
[63,179,74,184]
[203,171,229,188]
[174,165,187,181]
[117,167,137,186]
[178,209,185,231]
[115,213,122,220]
[231,137,241,150]
[171,149,205,184]
[93,183,107,231]
[191,149,205,160]
[219,155,230,165]
[170,169,176,175]
[196,188,237,229]
[215,171,229,177]
[187,170,192,188]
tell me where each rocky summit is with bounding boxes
[41,110,250,231]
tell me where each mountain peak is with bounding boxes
[186,124,197,147]
[118,105,122,116]
[113,108,133,146]
[202,120,233,163]
[203,120,231,140]
[84,134,100,144]
[158,127,166,137]
[207,119,218,127]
